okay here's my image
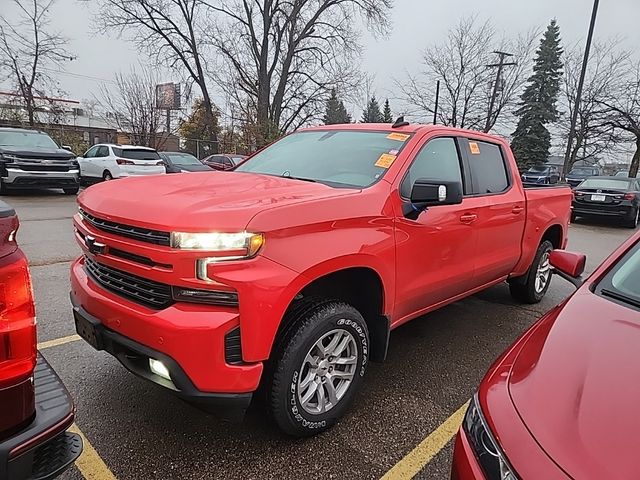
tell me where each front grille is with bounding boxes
[84,256,174,309]
[79,208,171,246]
[224,327,243,364]
[17,163,71,172]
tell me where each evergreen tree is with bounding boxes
[382,99,393,123]
[511,20,563,169]
[179,98,221,157]
[361,95,384,123]
[323,88,352,125]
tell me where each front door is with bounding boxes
[393,136,481,323]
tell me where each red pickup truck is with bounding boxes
[70,124,571,436]
[0,201,82,479]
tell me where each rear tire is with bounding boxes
[267,299,369,437]
[63,187,79,195]
[509,240,554,304]
[625,207,639,229]
[103,171,113,181]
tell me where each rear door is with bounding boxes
[394,136,482,321]
[459,137,526,286]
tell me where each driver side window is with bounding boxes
[400,137,462,198]
[84,146,99,158]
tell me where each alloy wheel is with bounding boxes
[535,250,552,294]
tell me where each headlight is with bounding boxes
[463,396,517,480]
[171,231,264,256]
[0,154,17,163]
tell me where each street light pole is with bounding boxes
[562,0,600,179]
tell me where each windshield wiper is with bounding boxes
[601,288,640,309]
[281,173,317,183]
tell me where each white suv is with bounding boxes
[78,144,166,183]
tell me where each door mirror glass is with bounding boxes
[410,179,463,206]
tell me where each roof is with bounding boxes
[0,126,46,134]
[98,144,156,150]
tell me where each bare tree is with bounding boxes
[90,0,219,150]
[99,66,164,148]
[601,59,640,178]
[208,0,392,146]
[397,17,537,131]
[0,0,74,126]
[561,40,629,168]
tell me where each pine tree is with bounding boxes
[511,20,563,170]
[178,98,221,157]
[382,99,393,123]
[361,95,384,123]
[323,88,352,125]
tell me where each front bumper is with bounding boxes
[0,354,82,480]
[450,429,485,480]
[3,168,80,189]
[70,298,253,420]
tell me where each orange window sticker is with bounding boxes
[375,154,397,168]
[469,142,481,155]
[387,133,411,142]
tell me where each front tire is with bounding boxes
[509,240,554,304]
[0,179,7,195]
[267,300,369,437]
[63,187,79,195]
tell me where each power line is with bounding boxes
[39,67,116,85]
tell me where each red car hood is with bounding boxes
[509,289,640,479]
[79,172,355,231]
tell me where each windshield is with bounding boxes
[113,148,159,160]
[165,153,201,165]
[527,166,550,173]
[578,178,631,190]
[570,168,597,175]
[597,241,640,310]
[235,130,412,188]
[0,130,59,149]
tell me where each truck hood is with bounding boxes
[0,145,75,160]
[508,291,640,478]
[78,171,356,231]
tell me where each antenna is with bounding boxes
[392,116,410,128]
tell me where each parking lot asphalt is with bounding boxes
[6,190,637,480]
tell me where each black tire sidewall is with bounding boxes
[275,304,369,435]
[527,240,554,302]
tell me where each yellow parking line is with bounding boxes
[37,334,81,350]
[381,401,470,480]
[69,423,117,480]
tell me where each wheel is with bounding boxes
[103,171,113,181]
[63,187,79,195]
[509,240,554,304]
[544,178,550,185]
[571,212,577,223]
[267,299,369,437]
[0,179,7,195]
[625,207,639,229]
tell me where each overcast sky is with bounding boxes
[3,0,640,119]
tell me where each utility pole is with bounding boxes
[563,0,600,179]
[484,51,517,133]
[433,80,440,125]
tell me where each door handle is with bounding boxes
[460,213,478,224]
[512,206,525,214]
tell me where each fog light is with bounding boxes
[149,358,170,380]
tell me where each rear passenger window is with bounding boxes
[400,138,462,198]
[464,140,509,194]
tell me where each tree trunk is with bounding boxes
[630,136,640,178]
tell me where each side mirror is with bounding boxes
[550,250,587,288]
[410,179,463,206]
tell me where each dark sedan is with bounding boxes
[566,166,601,188]
[521,165,561,184]
[159,152,213,173]
[202,154,246,171]
[572,176,640,228]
